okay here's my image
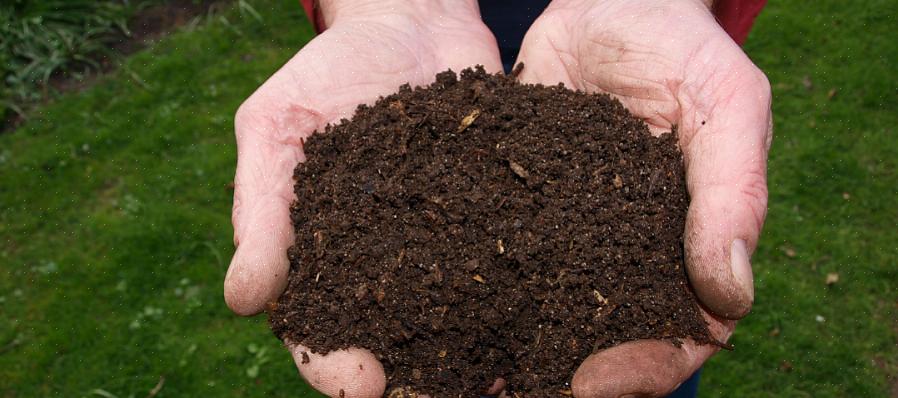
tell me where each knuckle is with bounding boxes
[736,60,771,107]
[237,96,323,146]
[235,96,265,131]
[738,166,769,234]
[231,190,243,243]
[740,167,768,203]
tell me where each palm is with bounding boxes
[518,0,770,133]
[226,9,501,398]
[517,0,771,396]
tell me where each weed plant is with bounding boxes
[0,0,153,125]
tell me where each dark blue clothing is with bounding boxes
[479,0,551,72]
[668,370,702,398]
[478,2,702,397]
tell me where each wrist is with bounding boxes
[318,0,482,29]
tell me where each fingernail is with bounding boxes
[730,239,754,303]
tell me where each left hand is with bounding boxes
[515,0,772,396]
[224,1,502,397]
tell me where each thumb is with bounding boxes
[680,55,772,320]
[224,98,321,315]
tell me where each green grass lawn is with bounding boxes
[0,0,895,397]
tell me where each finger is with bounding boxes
[288,342,386,398]
[224,96,316,315]
[679,40,773,320]
[572,312,735,398]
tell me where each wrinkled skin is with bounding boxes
[516,0,771,396]
[225,0,771,397]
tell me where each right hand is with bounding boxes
[514,0,771,396]
[224,1,502,397]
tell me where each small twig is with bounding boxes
[511,63,525,79]
[710,339,735,351]
[89,389,119,398]
[646,168,662,199]
[146,376,165,398]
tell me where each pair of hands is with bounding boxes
[224,0,772,396]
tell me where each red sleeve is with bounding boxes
[712,0,767,45]
[300,0,326,33]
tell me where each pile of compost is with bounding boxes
[269,66,712,396]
